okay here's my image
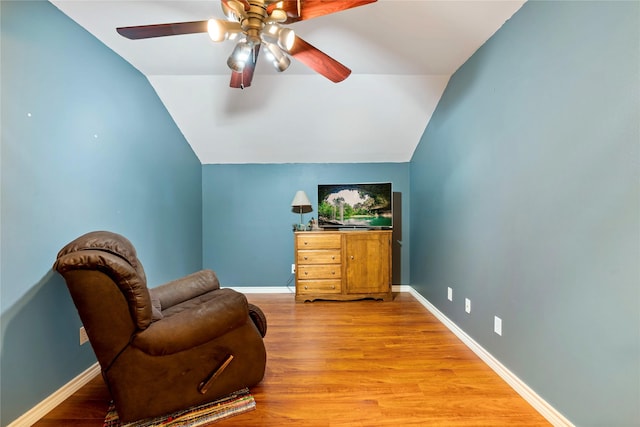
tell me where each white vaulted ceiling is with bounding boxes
[50,0,525,164]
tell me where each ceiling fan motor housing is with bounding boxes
[240,0,268,45]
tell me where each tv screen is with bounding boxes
[317,183,392,229]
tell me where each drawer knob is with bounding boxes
[331,256,335,260]
[331,285,335,289]
[304,271,308,275]
[304,241,308,245]
[350,255,354,260]
[304,285,308,290]
[332,271,335,275]
[304,256,308,260]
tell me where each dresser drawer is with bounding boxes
[296,233,341,249]
[298,265,341,279]
[297,249,341,265]
[297,280,342,294]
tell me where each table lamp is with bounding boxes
[291,190,312,230]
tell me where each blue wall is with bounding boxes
[0,2,203,425]
[410,1,639,426]
[203,163,410,287]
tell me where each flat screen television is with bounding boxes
[317,182,392,229]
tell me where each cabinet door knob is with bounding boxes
[350,255,354,260]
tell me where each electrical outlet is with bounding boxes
[465,298,471,314]
[494,316,502,336]
[447,287,453,301]
[291,263,296,274]
[79,326,89,345]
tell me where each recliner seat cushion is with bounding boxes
[132,289,250,355]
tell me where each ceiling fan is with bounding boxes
[116,0,377,89]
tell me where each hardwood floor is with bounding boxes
[34,292,549,426]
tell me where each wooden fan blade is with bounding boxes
[230,45,261,89]
[117,21,208,39]
[268,0,377,24]
[288,36,351,83]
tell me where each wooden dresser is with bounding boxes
[294,230,392,302]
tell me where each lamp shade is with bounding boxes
[291,190,311,207]
[227,41,252,72]
[207,19,241,42]
[264,42,291,72]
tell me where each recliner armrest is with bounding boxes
[132,289,247,356]
[150,269,220,310]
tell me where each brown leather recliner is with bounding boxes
[53,231,267,422]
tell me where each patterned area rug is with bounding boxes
[103,388,255,427]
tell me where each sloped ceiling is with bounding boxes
[50,0,524,164]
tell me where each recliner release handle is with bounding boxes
[198,354,234,394]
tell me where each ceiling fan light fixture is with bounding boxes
[267,9,287,23]
[227,41,253,72]
[279,27,295,52]
[207,19,241,42]
[264,42,290,72]
[262,24,295,52]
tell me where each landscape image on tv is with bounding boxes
[318,183,392,229]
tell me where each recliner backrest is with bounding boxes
[55,231,153,328]
[56,230,147,285]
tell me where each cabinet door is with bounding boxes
[344,232,391,294]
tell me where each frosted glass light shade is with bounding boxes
[227,41,252,72]
[265,42,291,72]
[207,19,241,42]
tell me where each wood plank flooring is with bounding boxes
[34,292,549,426]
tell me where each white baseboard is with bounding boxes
[230,286,407,295]
[14,286,572,427]
[224,286,294,294]
[404,286,574,427]
[8,362,100,427]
